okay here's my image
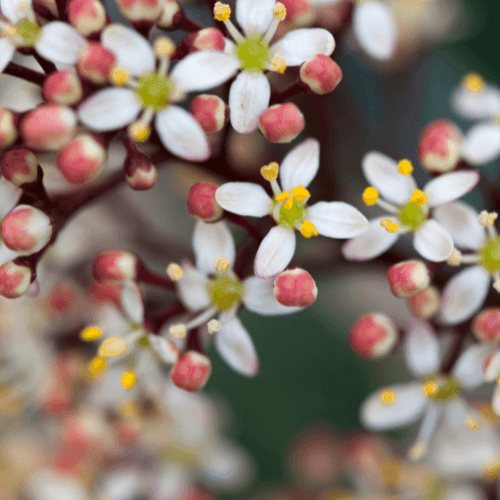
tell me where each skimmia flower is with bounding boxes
[216,139,368,278]
[342,154,479,262]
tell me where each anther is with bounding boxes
[260,162,279,181]
[207,318,221,334]
[398,158,413,175]
[87,356,106,378]
[109,66,129,86]
[410,190,427,206]
[166,262,183,281]
[478,210,498,228]
[407,441,428,462]
[98,337,126,357]
[270,54,286,73]
[128,121,150,142]
[80,325,104,341]
[380,389,395,405]
[423,380,438,396]
[466,418,479,430]
[272,2,286,20]
[300,220,318,238]
[362,186,379,206]
[214,256,231,272]
[380,217,398,233]
[446,248,462,266]
[213,1,231,21]
[121,371,137,389]
[169,324,188,338]
[462,73,484,93]
[290,185,310,202]
[154,36,175,58]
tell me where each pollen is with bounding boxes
[87,356,106,378]
[478,210,498,228]
[214,1,231,21]
[466,418,480,430]
[380,217,398,233]
[423,380,438,396]
[483,458,500,481]
[121,371,137,389]
[272,2,287,20]
[169,324,187,338]
[109,66,129,86]
[80,325,103,341]
[398,158,413,175]
[276,191,294,210]
[462,72,484,93]
[2,25,17,38]
[154,36,175,58]
[270,55,286,73]
[214,256,231,272]
[128,121,150,142]
[410,190,427,206]
[380,389,395,405]
[166,262,183,281]
[207,319,221,334]
[98,337,126,357]
[290,185,311,203]
[362,186,379,206]
[300,220,318,238]
[446,248,461,266]
[261,161,279,181]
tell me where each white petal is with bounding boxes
[433,201,486,251]
[0,39,15,73]
[362,151,414,205]
[413,220,454,262]
[101,23,155,76]
[444,485,487,500]
[460,122,500,166]
[229,71,270,134]
[452,85,500,120]
[424,170,479,207]
[353,1,397,61]
[176,262,211,312]
[405,319,441,377]
[279,138,320,192]
[120,280,144,324]
[493,385,500,417]
[224,37,236,55]
[78,88,141,131]
[0,74,42,112]
[453,344,493,390]
[27,469,86,500]
[440,265,491,325]
[193,220,235,275]
[485,351,500,382]
[341,216,399,260]
[236,0,275,36]
[149,335,179,364]
[155,105,210,161]
[307,201,368,239]
[361,383,428,431]
[215,182,272,217]
[171,52,240,92]
[271,28,335,66]
[0,176,22,218]
[243,275,302,315]
[0,241,19,266]
[1,0,33,24]
[215,317,259,376]
[253,225,296,278]
[36,22,87,65]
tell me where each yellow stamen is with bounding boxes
[410,189,427,206]
[213,1,231,21]
[446,248,461,266]
[483,458,500,481]
[128,121,150,142]
[260,162,279,181]
[169,324,187,338]
[478,210,498,228]
[207,319,221,334]
[86,356,106,378]
[290,185,310,202]
[380,217,398,233]
[2,25,17,38]
[380,389,395,405]
[121,371,137,389]
[272,2,287,20]
[466,418,479,430]
[270,54,286,74]
[423,381,438,396]
[98,337,126,357]
[362,186,379,206]
[154,36,175,58]
[119,401,139,418]
[214,256,230,272]
[109,66,129,86]
[300,220,318,238]
[166,262,183,281]
[80,325,103,341]
[462,72,484,93]
[408,441,428,462]
[275,191,294,210]
[398,158,413,175]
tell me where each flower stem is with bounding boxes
[136,262,175,291]
[270,80,308,105]
[3,62,45,85]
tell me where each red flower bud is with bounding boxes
[280,0,315,25]
[43,70,83,105]
[406,286,440,320]
[190,94,228,134]
[0,260,33,298]
[258,103,305,143]
[92,250,138,283]
[300,54,342,94]
[350,313,398,358]
[77,43,116,84]
[68,0,106,36]
[1,148,38,187]
[184,28,225,53]
[0,108,17,148]
[273,268,317,307]
[472,308,500,343]
[170,351,212,392]
[125,158,157,190]
[187,182,223,222]
[157,0,180,26]
[386,260,430,298]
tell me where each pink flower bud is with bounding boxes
[157,0,180,27]
[406,285,440,320]
[280,0,315,25]
[1,148,38,187]
[0,108,17,148]
[1,205,53,254]
[273,268,317,307]
[92,250,138,283]
[125,161,157,190]
[88,281,122,308]
[187,182,223,222]
[190,95,228,134]
[77,43,116,84]
[170,351,212,392]
[386,260,430,298]
[20,105,76,151]
[115,0,163,22]
[185,28,225,52]
[43,70,83,105]
[472,308,500,343]
[418,120,462,173]
[0,261,33,298]
[350,313,398,358]
[56,134,106,184]
[68,0,106,36]
[258,103,305,143]
[300,54,342,95]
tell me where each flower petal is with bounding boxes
[78,87,141,131]
[405,319,441,377]
[27,469,87,500]
[0,74,42,112]
[279,138,320,192]
[193,220,235,275]
[243,275,302,315]
[493,385,500,417]
[171,52,240,93]
[453,344,493,390]
[460,122,500,166]
[443,485,488,500]
[341,216,399,261]
[353,1,397,61]
[176,262,211,311]
[229,71,270,134]
[149,335,179,364]
[36,22,87,65]
[440,265,491,325]
[433,201,486,251]
[253,225,296,278]
[0,176,22,219]
[155,105,210,161]
[215,317,259,376]
[271,28,335,66]
[307,201,368,239]
[120,280,144,324]
[452,84,500,120]
[413,220,454,262]
[485,351,500,382]
[1,0,33,24]
[361,383,428,431]
[362,151,414,205]
[0,241,19,266]
[101,23,155,76]
[215,182,272,217]
[235,0,275,36]
[0,39,15,73]
[424,170,479,207]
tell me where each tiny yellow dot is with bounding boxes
[380,217,398,233]
[154,36,176,58]
[87,356,107,378]
[272,2,287,20]
[410,189,427,206]
[398,159,413,175]
[290,185,310,202]
[98,337,126,357]
[121,371,137,389]
[300,220,318,238]
[261,162,279,181]
[214,256,231,272]
[109,66,129,86]
[466,418,479,430]
[423,380,438,397]
[213,1,231,21]
[166,262,183,281]
[80,325,103,341]
[362,186,379,206]
[380,389,395,405]
[169,324,187,338]
[270,55,286,74]
[207,319,221,334]
[128,122,150,143]
[462,72,484,93]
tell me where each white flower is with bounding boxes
[342,153,479,262]
[216,139,368,278]
[0,175,22,266]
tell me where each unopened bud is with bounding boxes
[300,54,342,95]
[0,261,33,298]
[68,0,106,36]
[92,250,138,283]
[1,148,38,187]
[279,0,315,26]
[258,103,305,143]
[386,260,430,298]
[115,0,163,22]
[77,43,116,84]
[273,268,317,307]
[157,0,180,27]
[472,308,500,343]
[125,162,157,190]
[170,351,212,392]
[0,109,17,148]
[184,28,225,53]
[166,262,183,281]
[350,313,398,358]
[43,70,83,106]
[406,286,440,320]
[190,95,228,134]
[187,182,223,222]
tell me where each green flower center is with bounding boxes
[236,35,271,71]
[208,275,243,311]
[136,334,150,348]
[273,199,308,230]
[135,73,173,111]
[16,19,41,46]
[423,377,460,401]
[479,236,500,274]
[398,202,427,231]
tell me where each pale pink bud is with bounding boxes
[68,0,106,36]
[77,43,116,84]
[386,260,430,298]
[0,261,33,298]
[187,182,223,222]
[92,250,138,283]
[115,0,163,22]
[280,0,315,25]
[1,148,38,187]
[43,70,83,105]
[88,281,122,307]
[273,268,317,307]
[418,120,462,173]
[190,95,228,134]
[472,308,500,343]
[258,103,305,143]
[300,54,342,95]
[170,351,212,392]
[20,105,77,151]
[1,205,53,254]
[185,28,225,53]
[56,134,106,184]
[350,313,398,358]
[125,160,157,190]
[406,285,440,320]
[157,0,180,27]
[0,108,17,148]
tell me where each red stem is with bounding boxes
[4,62,46,85]
[136,262,176,291]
